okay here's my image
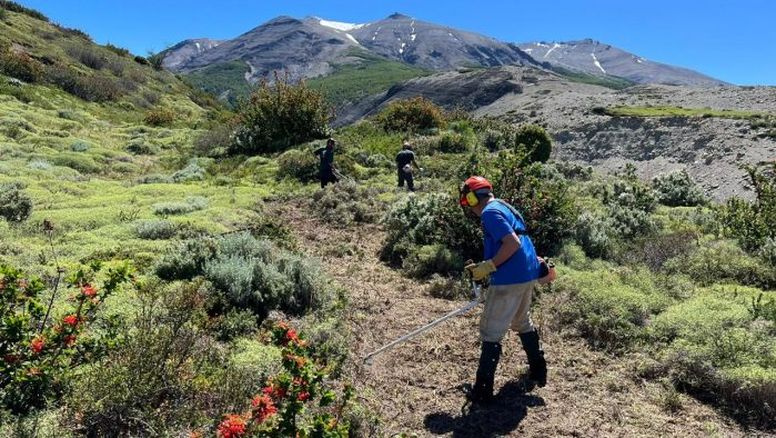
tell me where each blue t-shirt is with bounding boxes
[481,200,540,285]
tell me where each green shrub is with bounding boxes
[65,43,106,70]
[652,170,707,207]
[717,164,776,254]
[230,74,330,155]
[50,152,100,174]
[0,181,33,222]
[67,280,265,436]
[615,230,699,271]
[171,159,206,182]
[0,1,49,21]
[125,140,160,155]
[513,124,552,163]
[134,219,178,240]
[381,193,482,278]
[104,43,130,57]
[402,244,463,278]
[0,47,44,83]
[152,196,208,216]
[155,238,219,280]
[277,148,319,183]
[143,106,176,127]
[550,267,671,350]
[193,125,232,157]
[436,131,473,153]
[607,202,658,239]
[647,290,776,425]
[156,233,337,318]
[70,140,91,152]
[45,64,122,102]
[574,211,615,259]
[311,180,384,226]
[759,237,776,267]
[493,158,577,256]
[664,239,776,289]
[377,96,445,133]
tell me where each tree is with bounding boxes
[230,74,331,155]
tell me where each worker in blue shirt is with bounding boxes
[460,176,546,404]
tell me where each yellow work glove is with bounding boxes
[465,259,497,281]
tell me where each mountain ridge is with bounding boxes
[160,12,726,88]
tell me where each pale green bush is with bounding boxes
[0,181,32,222]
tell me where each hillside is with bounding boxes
[337,66,775,201]
[1,2,775,437]
[519,39,727,86]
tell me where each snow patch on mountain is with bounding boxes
[319,19,366,31]
[591,52,606,73]
[346,33,360,45]
[544,43,561,58]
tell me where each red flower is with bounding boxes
[262,383,286,400]
[217,414,247,438]
[63,314,79,327]
[81,284,97,298]
[250,395,278,424]
[30,336,45,354]
[3,354,18,364]
[297,391,310,402]
[63,335,76,347]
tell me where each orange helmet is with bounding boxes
[459,176,493,207]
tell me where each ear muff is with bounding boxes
[466,191,479,207]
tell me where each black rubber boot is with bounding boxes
[468,341,501,404]
[519,331,547,387]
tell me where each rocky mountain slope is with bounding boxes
[519,39,727,86]
[349,13,536,70]
[339,66,775,201]
[161,13,725,88]
[161,14,538,84]
[160,38,223,70]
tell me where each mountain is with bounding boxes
[518,39,726,86]
[348,13,536,70]
[161,38,223,70]
[162,14,538,82]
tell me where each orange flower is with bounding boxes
[285,354,307,368]
[250,395,278,424]
[81,284,97,298]
[63,314,79,327]
[30,336,45,354]
[217,414,247,438]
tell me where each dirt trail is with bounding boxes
[280,205,758,437]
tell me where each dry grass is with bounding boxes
[278,203,753,437]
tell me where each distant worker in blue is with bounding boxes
[314,138,338,188]
[395,141,422,191]
[459,176,547,404]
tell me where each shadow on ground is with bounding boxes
[424,378,546,437]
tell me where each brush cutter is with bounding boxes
[363,280,482,364]
[333,168,355,183]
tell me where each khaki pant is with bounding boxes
[479,281,536,343]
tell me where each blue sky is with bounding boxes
[21,0,776,85]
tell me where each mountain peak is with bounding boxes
[387,12,411,20]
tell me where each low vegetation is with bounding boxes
[0,4,773,434]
